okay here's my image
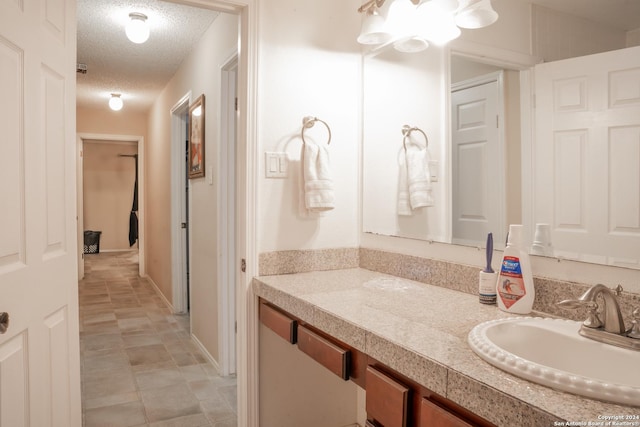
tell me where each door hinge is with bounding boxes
[240,258,246,273]
[235,321,237,334]
[496,115,499,128]
[181,222,187,229]
[234,97,238,112]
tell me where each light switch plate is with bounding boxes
[429,160,439,182]
[265,152,288,178]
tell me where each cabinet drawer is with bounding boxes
[366,366,409,427]
[297,325,350,380]
[259,302,297,344]
[420,398,473,427]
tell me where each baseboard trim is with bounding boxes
[144,274,175,313]
[191,333,221,374]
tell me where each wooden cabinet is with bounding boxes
[365,366,409,427]
[297,325,350,380]
[419,398,473,427]
[258,299,495,427]
[259,301,297,344]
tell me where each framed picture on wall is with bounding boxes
[188,94,205,179]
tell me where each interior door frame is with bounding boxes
[170,92,192,315]
[219,53,238,376]
[76,133,146,279]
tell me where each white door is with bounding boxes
[0,1,80,426]
[534,46,640,267]
[451,78,503,246]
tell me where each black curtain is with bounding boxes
[128,154,139,246]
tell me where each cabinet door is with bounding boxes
[420,398,473,427]
[366,366,409,427]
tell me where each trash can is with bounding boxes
[83,230,102,254]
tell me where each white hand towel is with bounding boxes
[407,146,434,209]
[303,141,334,211]
[397,150,412,216]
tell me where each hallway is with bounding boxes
[79,251,237,427]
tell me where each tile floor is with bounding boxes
[80,251,237,427]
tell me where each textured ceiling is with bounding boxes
[77,1,638,114]
[76,0,219,113]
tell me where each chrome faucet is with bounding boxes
[558,284,640,351]
[578,284,625,334]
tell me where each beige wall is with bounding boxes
[77,107,148,136]
[257,0,362,252]
[146,12,239,363]
[83,141,138,251]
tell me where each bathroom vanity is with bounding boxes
[253,268,639,427]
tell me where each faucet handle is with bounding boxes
[628,308,640,339]
[613,285,623,296]
[583,301,603,329]
[557,299,603,328]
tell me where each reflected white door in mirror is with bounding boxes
[528,46,640,269]
[451,72,505,247]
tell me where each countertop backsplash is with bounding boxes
[259,247,640,327]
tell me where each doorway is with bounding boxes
[77,133,146,280]
[219,54,238,376]
[171,95,192,315]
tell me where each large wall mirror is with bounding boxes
[361,0,640,269]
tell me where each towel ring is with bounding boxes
[401,125,428,151]
[302,116,332,146]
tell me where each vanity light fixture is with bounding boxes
[357,0,498,52]
[126,12,150,44]
[109,93,123,111]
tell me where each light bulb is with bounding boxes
[126,13,149,44]
[417,1,461,45]
[109,94,123,111]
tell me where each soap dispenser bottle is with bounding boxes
[496,224,535,314]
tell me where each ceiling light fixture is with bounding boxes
[357,0,498,52]
[126,12,150,44]
[109,93,123,111]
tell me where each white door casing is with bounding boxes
[0,0,81,426]
[533,46,640,267]
[171,93,191,315]
[76,133,146,278]
[451,73,505,246]
[219,54,238,376]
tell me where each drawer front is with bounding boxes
[420,398,473,427]
[259,302,297,344]
[297,325,350,380]
[366,366,409,427]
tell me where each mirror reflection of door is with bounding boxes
[451,76,504,246]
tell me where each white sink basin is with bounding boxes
[468,317,640,406]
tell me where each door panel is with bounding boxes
[0,35,25,270]
[0,333,28,427]
[0,0,80,426]
[534,46,640,267]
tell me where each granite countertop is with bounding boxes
[253,268,640,427]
